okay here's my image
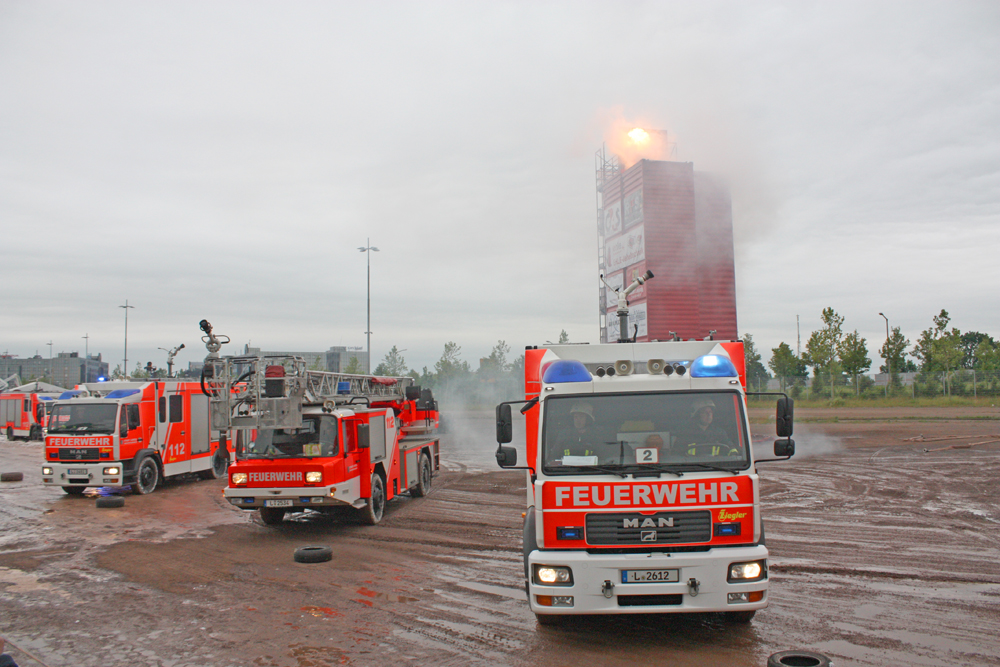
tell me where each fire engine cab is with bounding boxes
[197,321,440,526]
[494,272,794,624]
[1,380,60,441]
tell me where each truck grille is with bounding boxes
[586,510,711,546]
[59,448,99,460]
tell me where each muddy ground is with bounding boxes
[1,407,999,667]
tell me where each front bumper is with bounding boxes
[41,461,125,488]
[528,545,768,616]
[223,477,362,510]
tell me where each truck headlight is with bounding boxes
[231,472,248,485]
[533,565,573,586]
[42,467,53,475]
[728,560,767,582]
[305,471,323,483]
[103,466,120,475]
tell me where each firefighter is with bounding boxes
[677,397,739,457]
[557,402,602,458]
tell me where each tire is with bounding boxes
[767,650,832,667]
[725,610,757,624]
[5,427,13,440]
[29,425,42,441]
[259,507,287,525]
[131,457,159,495]
[96,495,125,509]
[359,473,385,525]
[411,453,432,497]
[198,451,228,480]
[535,613,563,627]
[1,471,24,482]
[293,545,333,563]
[62,486,87,495]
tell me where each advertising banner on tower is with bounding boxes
[624,188,644,229]
[605,225,645,273]
[602,200,622,237]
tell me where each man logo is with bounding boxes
[641,531,657,542]
[623,517,675,529]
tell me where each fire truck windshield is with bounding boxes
[47,403,118,434]
[245,416,339,459]
[541,391,750,475]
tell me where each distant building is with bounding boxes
[0,352,109,388]
[243,346,369,373]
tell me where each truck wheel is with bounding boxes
[96,495,125,509]
[293,545,333,563]
[29,425,42,441]
[131,457,159,495]
[198,451,228,480]
[359,473,385,525]
[5,427,13,440]
[535,613,564,627]
[767,650,832,667]
[62,486,87,495]
[724,610,757,624]
[1,472,24,482]
[411,453,432,497]
[259,507,286,525]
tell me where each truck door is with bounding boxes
[189,394,210,456]
[161,388,191,473]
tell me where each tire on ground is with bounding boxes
[358,472,385,525]
[198,451,228,480]
[767,650,832,667]
[96,495,125,509]
[724,610,757,623]
[411,452,432,497]
[259,507,287,525]
[131,456,159,495]
[535,613,564,627]
[1,472,24,482]
[293,545,333,563]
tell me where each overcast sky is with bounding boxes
[2,1,998,377]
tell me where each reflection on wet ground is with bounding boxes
[1,414,999,666]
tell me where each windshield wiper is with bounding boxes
[673,462,741,475]
[555,465,630,478]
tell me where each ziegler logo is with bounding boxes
[624,517,674,528]
[718,510,748,522]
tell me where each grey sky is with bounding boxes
[2,1,998,376]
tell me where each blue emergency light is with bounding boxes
[690,354,738,378]
[542,360,592,384]
[105,389,140,399]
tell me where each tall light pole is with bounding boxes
[879,312,889,397]
[358,240,379,373]
[47,340,53,384]
[120,300,135,378]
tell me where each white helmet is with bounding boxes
[570,402,594,421]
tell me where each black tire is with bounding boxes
[359,473,385,525]
[29,425,42,441]
[411,453,432,497]
[131,457,159,495]
[767,650,832,667]
[259,507,287,525]
[535,613,563,627]
[198,451,228,480]
[96,495,125,509]
[725,610,757,624]
[1,471,24,482]
[5,427,13,440]
[62,486,87,495]
[293,545,333,563]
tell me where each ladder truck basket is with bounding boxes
[203,355,413,431]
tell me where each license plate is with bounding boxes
[264,499,293,508]
[621,569,679,583]
[68,468,88,475]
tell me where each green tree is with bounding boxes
[913,309,951,370]
[374,346,408,376]
[741,334,770,391]
[343,356,362,374]
[558,330,569,344]
[435,342,471,386]
[768,342,807,392]
[878,326,911,387]
[478,340,512,381]
[838,330,871,395]
[802,307,844,398]
[960,332,996,369]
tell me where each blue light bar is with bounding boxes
[59,390,85,399]
[542,360,593,384]
[105,389,140,399]
[690,354,738,378]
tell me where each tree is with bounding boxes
[434,342,471,386]
[802,307,845,398]
[961,332,996,369]
[558,330,569,344]
[741,334,770,391]
[913,309,951,370]
[838,330,871,395]
[343,356,362,374]
[374,346,408,376]
[878,326,911,386]
[768,342,807,392]
[478,340,512,381]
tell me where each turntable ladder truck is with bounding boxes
[198,321,440,526]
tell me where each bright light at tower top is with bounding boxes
[627,128,650,144]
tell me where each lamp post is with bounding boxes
[120,300,135,378]
[357,240,379,374]
[47,340,53,384]
[879,312,889,397]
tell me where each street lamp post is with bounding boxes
[47,340,53,384]
[120,300,135,378]
[357,239,379,374]
[879,312,889,397]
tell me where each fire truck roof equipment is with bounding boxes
[690,354,739,378]
[542,360,592,384]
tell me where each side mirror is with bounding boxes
[357,423,370,450]
[496,445,517,468]
[496,404,513,444]
[776,397,794,437]
[774,438,795,458]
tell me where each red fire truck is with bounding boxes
[40,380,230,494]
[1,382,61,441]
[494,272,794,625]
[198,322,440,525]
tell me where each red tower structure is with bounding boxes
[596,149,737,343]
